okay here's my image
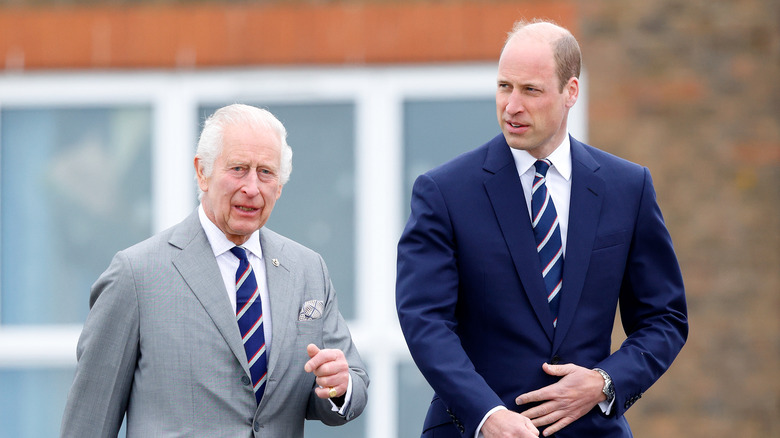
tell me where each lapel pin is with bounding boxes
[272,258,279,267]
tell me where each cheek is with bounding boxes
[495,103,505,125]
[536,103,557,121]
[495,94,506,111]
[261,186,280,205]
[215,179,240,198]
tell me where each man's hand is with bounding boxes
[515,363,605,436]
[482,409,539,438]
[303,344,350,399]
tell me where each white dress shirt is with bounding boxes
[511,135,572,256]
[475,135,613,438]
[198,205,273,352]
[476,136,573,438]
[197,205,352,414]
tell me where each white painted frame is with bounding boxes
[0,63,587,438]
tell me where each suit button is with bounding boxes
[550,356,561,365]
[241,376,251,385]
[253,421,261,432]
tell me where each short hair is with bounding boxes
[195,104,293,199]
[504,19,582,92]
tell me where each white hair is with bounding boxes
[195,104,293,199]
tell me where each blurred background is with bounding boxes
[0,0,777,437]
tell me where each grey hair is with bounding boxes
[503,19,582,92]
[195,104,293,199]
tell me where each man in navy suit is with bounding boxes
[396,20,688,438]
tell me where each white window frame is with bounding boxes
[0,64,587,438]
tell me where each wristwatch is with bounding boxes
[594,368,615,402]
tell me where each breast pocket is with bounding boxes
[296,318,324,334]
[586,230,631,297]
[592,230,631,251]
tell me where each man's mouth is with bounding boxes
[236,206,258,212]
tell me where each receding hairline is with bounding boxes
[503,20,573,52]
[499,19,582,92]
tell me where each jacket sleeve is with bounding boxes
[305,254,369,425]
[61,251,140,438]
[396,174,504,437]
[596,167,689,417]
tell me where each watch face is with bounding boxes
[596,369,614,398]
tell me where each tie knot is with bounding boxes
[230,246,249,262]
[534,159,552,177]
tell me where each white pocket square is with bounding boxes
[298,300,324,321]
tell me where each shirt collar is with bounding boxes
[198,204,263,260]
[510,134,572,181]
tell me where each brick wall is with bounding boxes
[580,1,780,436]
[0,1,574,68]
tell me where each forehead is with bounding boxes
[221,123,282,162]
[498,35,557,80]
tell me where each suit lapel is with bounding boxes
[258,228,295,388]
[552,137,605,352]
[169,212,249,374]
[482,136,555,342]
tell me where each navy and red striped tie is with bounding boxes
[230,246,268,403]
[531,159,564,328]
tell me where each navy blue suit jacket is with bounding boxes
[396,134,688,437]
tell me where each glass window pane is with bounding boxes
[398,360,434,436]
[399,99,494,436]
[0,107,153,325]
[199,103,356,319]
[0,368,76,437]
[403,98,498,217]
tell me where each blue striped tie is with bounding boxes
[531,159,564,328]
[230,246,268,404]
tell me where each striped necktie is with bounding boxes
[230,246,268,404]
[531,159,564,328]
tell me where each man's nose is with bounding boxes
[241,171,261,196]
[505,90,525,114]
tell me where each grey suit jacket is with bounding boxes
[61,211,369,437]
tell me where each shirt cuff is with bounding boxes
[597,396,615,415]
[476,406,507,438]
[329,373,353,415]
[593,368,615,415]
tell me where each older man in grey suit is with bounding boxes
[61,104,369,437]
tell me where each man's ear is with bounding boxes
[194,157,208,192]
[565,77,579,108]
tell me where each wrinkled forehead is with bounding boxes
[221,124,282,157]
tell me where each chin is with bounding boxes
[505,140,531,151]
